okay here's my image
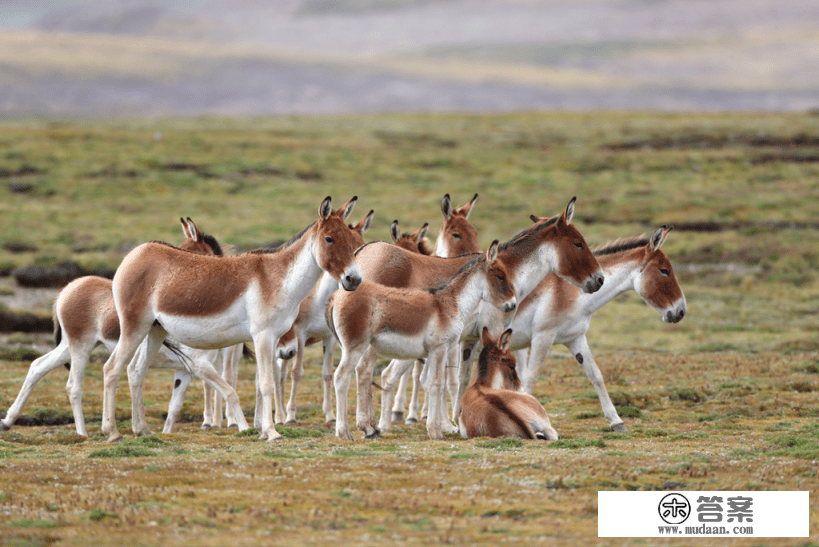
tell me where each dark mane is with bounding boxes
[428,255,482,294]
[148,240,210,255]
[202,234,224,256]
[355,240,384,256]
[497,216,558,253]
[247,221,316,255]
[417,238,433,256]
[593,237,649,256]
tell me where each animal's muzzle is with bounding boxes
[502,300,517,313]
[664,308,686,323]
[342,273,362,291]
[583,272,605,294]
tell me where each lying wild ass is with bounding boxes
[100,197,363,443]
[459,327,558,440]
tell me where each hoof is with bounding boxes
[135,428,153,437]
[0,421,10,432]
[336,430,354,441]
[391,411,404,422]
[611,422,627,433]
[201,423,212,430]
[325,418,337,424]
[405,418,418,425]
[284,419,297,425]
[107,433,123,443]
[267,434,283,443]
[364,427,381,440]
[228,423,239,430]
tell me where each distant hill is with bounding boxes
[1,0,818,116]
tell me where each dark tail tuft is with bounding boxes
[163,340,193,373]
[242,344,256,361]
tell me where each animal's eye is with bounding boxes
[659,268,670,276]
[574,242,583,250]
[496,274,505,282]
[325,236,334,244]
[452,233,461,240]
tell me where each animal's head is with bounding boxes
[348,209,374,248]
[315,196,363,291]
[276,324,298,361]
[179,217,222,256]
[528,197,604,294]
[390,220,431,255]
[478,327,520,389]
[635,226,686,323]
[435,193,481,257]
[481,240,517,315]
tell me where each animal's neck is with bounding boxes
[274,230,324,305]
[506,242,557,301]
[581,252,642,314]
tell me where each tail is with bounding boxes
[324,299,339,344]
[163,340,193,375]
[55,312,69,371]
[242,344,256,361]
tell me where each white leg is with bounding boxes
[407,359,423,424]
[284,339,305,424]
[102,324,152,442]
[127,328,167,437]
[514,348,529,387]
[565,336,625,432]
[187,358,248,432]
[162,370,192,434]
[441,345,460,433]
[0,342,73,432]
[253,335,283,442]
[355,346,380,438]
[221,344,242,428]
[421,346,448,440]
[321,337,337,423]
[454,340,480,421]
[520,332,556,394]
[334,344,366,441]
[378,359,414,433]
[391,365,410,421]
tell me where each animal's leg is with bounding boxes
[421,346,448,440]
[253,335,283,442]
[334,345,366,441]
[206,348,225,429]
[566,336,625,432]
[355,345,380,438]
[520,332,556,395]
[0,342,72,432]
[274,359,286,424]
[441,345,460,433]
[127,327,167,437]
[222,344,242,428]
[162,370,192,434]
[391,365,410,422]
[514,348,529,384]
[202,380,215,429]
[253,368,262,430]
[102,327,152,442]
[321,338,337,423]
[454,340,480,421]
[378,359,414,433]
[188,359,249,432]
[406,359,423,424]
[284,338,305,424]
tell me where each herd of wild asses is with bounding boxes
[0,194,686,443]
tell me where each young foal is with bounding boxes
[101,197,363,443]
[434,193,479,257]
[0,218,234,436]
[328,240,517,441]
[459,327,558,440]
[510,225,686,432]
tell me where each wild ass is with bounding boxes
[371,198,605,434]
[327,240,517,441]
[390,219,431,255]
[272,209,374,425]
[509,225,686,431]
[459,327,558,440]
[0,218,238,436]
[100,197,363,443]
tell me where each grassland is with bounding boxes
[0,112,817,545]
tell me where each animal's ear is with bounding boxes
[360,209,374,234]
[481,326,493,347]
[416,222,430,244]
[529,214,541,223]
[461,193,479,219]
[560,196,576,225]
[337,196,358,221]
[441,193,452,220]
[486,239,499,263]
[319,196,333,219]
[499,328,513,351]
[650,225,672,251]
[186,217,201,242]
[390,220,400,243]
[180,217,192,240]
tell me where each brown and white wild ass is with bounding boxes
[271,209,374,425]
[434,193,480,257]
[390,219,431,255]
[327,240,517,441]
[100,197,363,442]
[509,225,686,431]
[0,218,240,436]
[459,327,558,440]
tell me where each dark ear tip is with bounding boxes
[422,222,429,228]
[473,193,479,199]
[351,195,358,201]
[529,214,539,223]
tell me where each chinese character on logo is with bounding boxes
[696,496,724,522]
[658,493,691,525]
[727,496,753,522]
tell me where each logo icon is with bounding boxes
[658,493,691,525]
